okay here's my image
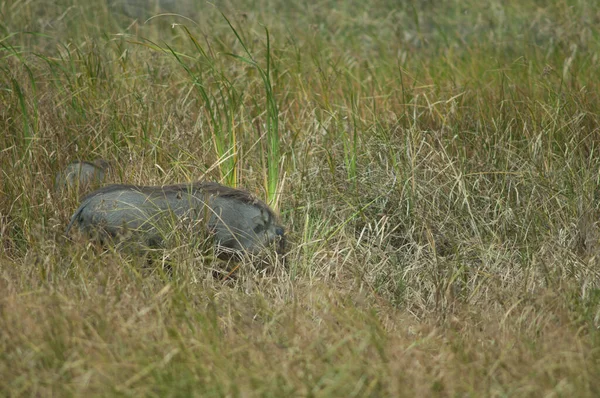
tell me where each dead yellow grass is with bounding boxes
[2,0,600,396]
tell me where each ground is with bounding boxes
[1,0,600,396]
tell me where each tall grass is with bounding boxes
[2,0,600,396]
[165,25,240,187]
[219,13,281,207]
[157,13,283,206]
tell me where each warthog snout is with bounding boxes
[65,181,285,257]
[55,159,110,193]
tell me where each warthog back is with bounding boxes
[66,182,285,256]
[55,159,110,193]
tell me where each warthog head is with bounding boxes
[65,181,285,257]
[55,159,110,193]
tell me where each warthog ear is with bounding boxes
[251,208,271,230]
[94,159,110,170]
[251,219,265,233]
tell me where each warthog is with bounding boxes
[65,182,285,257]
[55,159,110,193]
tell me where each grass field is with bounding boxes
[2,0,600,396]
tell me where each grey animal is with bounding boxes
[55,159,110,193]
[65,182,285,257]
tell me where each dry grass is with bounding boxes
[2,0,600,396]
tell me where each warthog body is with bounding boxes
[66,182,285,256]
[55,159,110,193]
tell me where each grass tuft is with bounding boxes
[2,0,600,396]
